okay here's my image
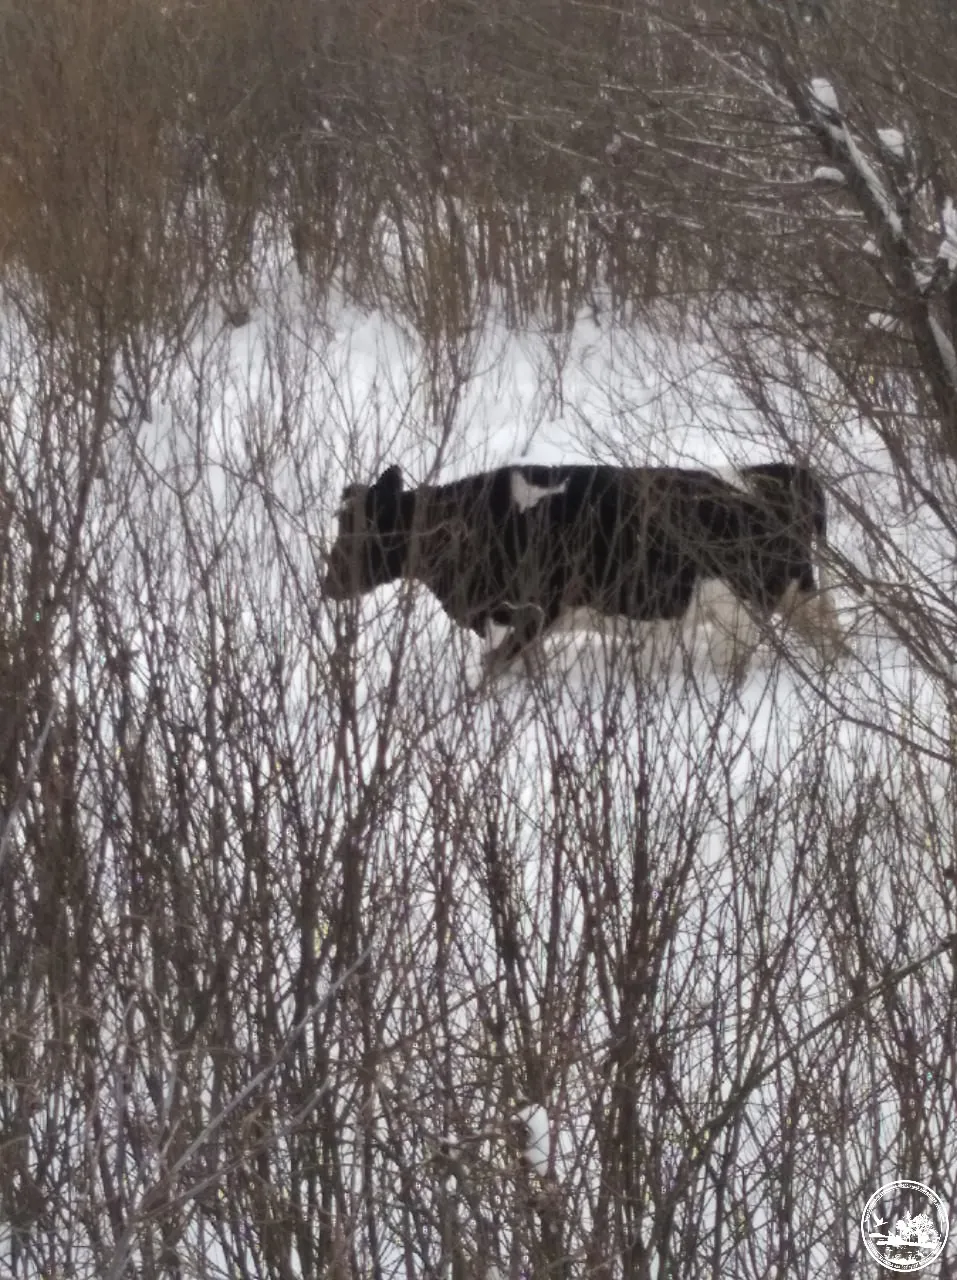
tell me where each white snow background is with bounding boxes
[2,236,955,1277]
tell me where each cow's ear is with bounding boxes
[375,465,403,499]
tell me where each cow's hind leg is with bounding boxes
[777,578,848,664]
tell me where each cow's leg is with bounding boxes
[483,602,560,675]
[689,577,760,683]
[777,578,849,663]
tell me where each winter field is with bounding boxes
[5,0,957,1266]
[2,234,956,1279]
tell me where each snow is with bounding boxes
[812,166,846,185]
[823,115,904,240]
[928,312,957,386]
[942,196,957,239]
[516,1103,551,1176]
[938,196,957,270]
[867,311,901,333]
[803,79,906,241]
[809,78,839,115]
[4,240,957,1277]
[877,127,906,160]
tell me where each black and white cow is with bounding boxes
[322,460,846,678]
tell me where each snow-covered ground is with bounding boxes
[3,250,955,1276]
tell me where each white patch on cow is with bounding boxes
[549,608,652,639]
[510,470,569,512]
[484,619,510,650]
[550,607,607,635]
[549,609,689,676]
[712,465,751,494]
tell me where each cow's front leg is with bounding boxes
[482,603,554,676]
[690,578,761,686]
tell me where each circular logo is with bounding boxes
[861,1180,949,1272]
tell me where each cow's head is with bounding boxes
[323,464,407,599]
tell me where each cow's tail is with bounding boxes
[808,469,828,544]
[815,536,839,621]
[804,469,830,585]
[805,470,853,656]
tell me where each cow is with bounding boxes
[322,460,847,680]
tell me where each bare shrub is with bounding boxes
[1,1,957,1277]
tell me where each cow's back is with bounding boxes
[514,466,707,621]
[739,462,827,540]
[407,460,829,640]
[533,463,823,618]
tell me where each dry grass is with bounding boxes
[0,0,763,345]
[1,0,954,348]
[2,4,957,1275]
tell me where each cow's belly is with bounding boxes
[550,607,622,635]
[553,575,738,639]
[550,607,680,641]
